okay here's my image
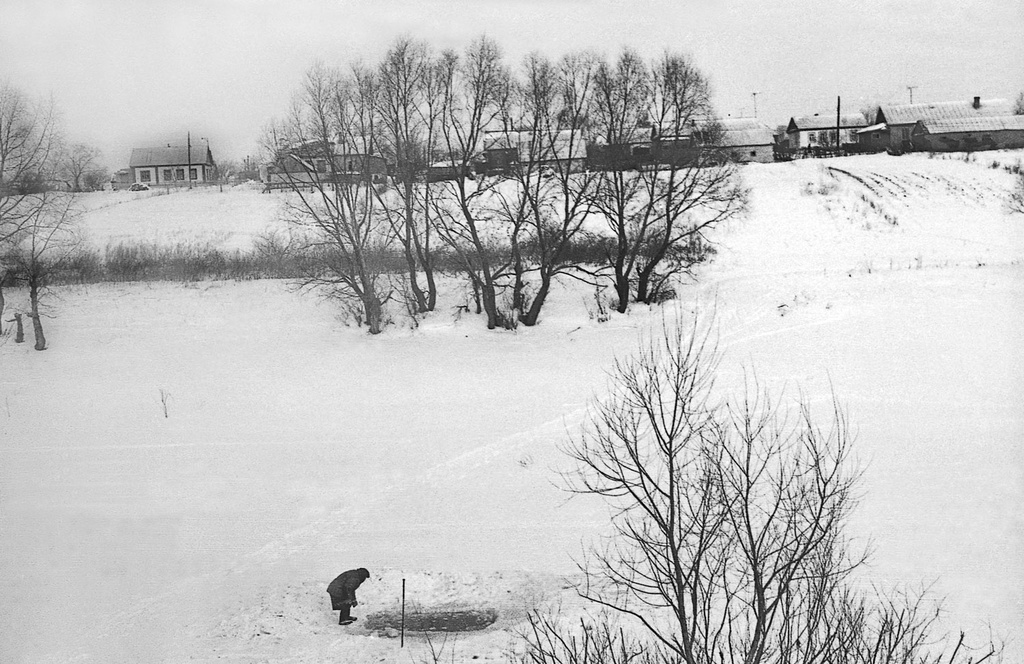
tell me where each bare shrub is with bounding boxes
[1008,172,1024,214]
[547,313,1003,664]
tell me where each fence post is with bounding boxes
[401,578,406,648]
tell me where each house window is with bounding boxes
[872,133,880,139]
[163,169,172,181]
[140,170,151,182]
[190,168,198,181]
[175,168,185,180]
[750,150,757,157]
[807,131,816,144]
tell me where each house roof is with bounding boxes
[129,145,215,168]
[787,113,868,132]
[717,118,775,147]
[855,123,888,134]
[878,98,1012,126]
[916,115,1024,134]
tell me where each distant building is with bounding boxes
[262,139,387,189]
[874,97,1013,152]
[110,168,132,190]
[716,118,775,163]
[911,115,1024,152]
[478,128,588,176]
[853,123,889,153]
[784,114,868,151]
[129,144,216,185]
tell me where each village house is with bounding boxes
[261,138,388,189]
[911,115,1024,152]
[853,122,889,153]
[869,96,1013,152]
[717,118,776,163]
[129,143,216,186]
[783,113,868,151]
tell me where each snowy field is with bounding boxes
[1,152,1021,663]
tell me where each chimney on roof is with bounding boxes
[973,96,981,109]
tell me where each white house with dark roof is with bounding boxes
[128,144,216,185]
[873,97,1012,151]
[784,113,868,150]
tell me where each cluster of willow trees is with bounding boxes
[265,37,747,334]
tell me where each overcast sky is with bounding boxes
[2,0,1021,169]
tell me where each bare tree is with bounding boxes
[588,49,652,313]
[1,82,64,337]
[3,191,82,350]
[1,81,62,243]
[588,52,745,312]
[267,62,391,334]
[431,36,514,329]
[633,55,746,304]
[375,36,440,313]
[552,315,1002,664]
[562,317,863,664]
[1014,91,1024,116]
[491,51,602,327]
[62,142,102,192]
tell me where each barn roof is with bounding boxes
[717,118,774,146]
[787,114,868,132]
[129,145,215,168]
[916,115,1024,134]
[878,98,1012,126]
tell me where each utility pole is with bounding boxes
[907,85,917,104]
[187,132,192,190]
[752,92,759,118]
[836,95,842,154]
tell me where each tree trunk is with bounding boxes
[423,262,437,311]
[519,273,552,327]
[635,233,673,304]
[511,248,527,317]
[14,313,24,343]
[418,183,438,312]
[481,283,499,330]
[402,179,428,313]
[471,277,482,314]
[363,292,384,335]
[614,270,630,314]
[0,278,5,334]
[29,279,46,350]
[635,264,652,303]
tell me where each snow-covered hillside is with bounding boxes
[77,182,283,251]
[1,152,1021,663]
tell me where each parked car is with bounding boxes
[129,182,150,192]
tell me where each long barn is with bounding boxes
[873,96,1013,152]
[911,115,1024,152]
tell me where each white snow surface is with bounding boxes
[1,152,1022,662]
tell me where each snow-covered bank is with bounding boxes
[1,151,1021,662]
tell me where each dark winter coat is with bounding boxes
[327,568,370,610]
